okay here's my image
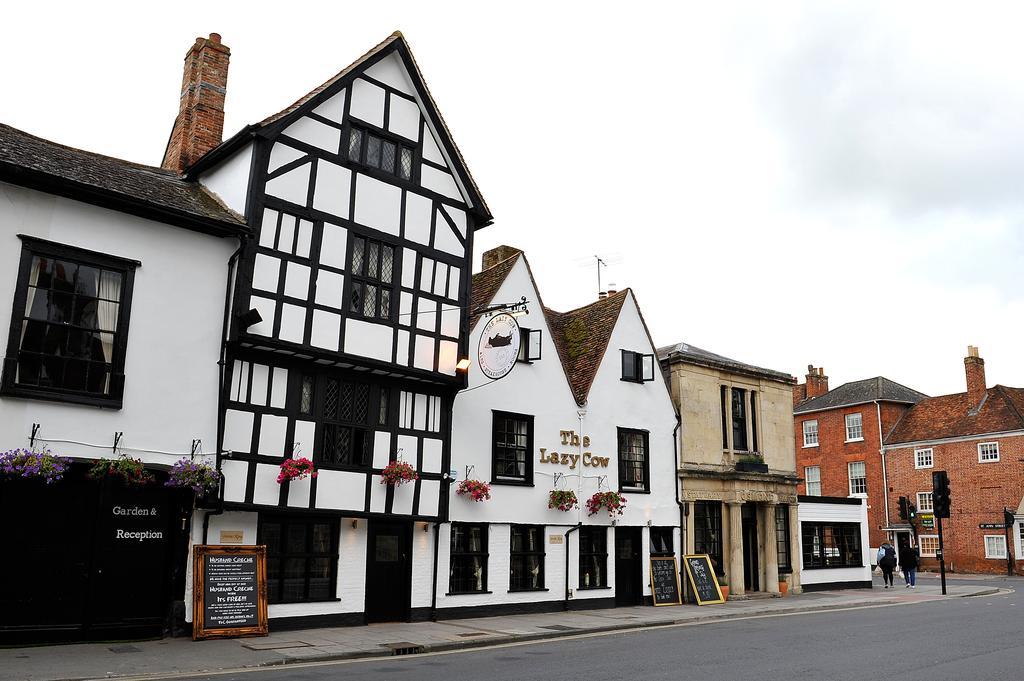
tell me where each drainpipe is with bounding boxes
[430,521,441,621]
[876,401,890,547]
[672,416,686,601]
[563,522,582,611]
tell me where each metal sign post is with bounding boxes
[936,515,947,595]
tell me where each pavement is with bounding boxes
[0,578,1005,681]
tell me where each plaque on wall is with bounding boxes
[192,545,268,640]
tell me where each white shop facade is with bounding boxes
[442,246,681,616]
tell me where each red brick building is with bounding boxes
[793,366,926,551]
[884,347,1024,575]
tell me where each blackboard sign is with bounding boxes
[649,556,682,606]
[192,545,268,640]
[683,554,725,605]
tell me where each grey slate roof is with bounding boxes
[794,376,927,414]
[657,341,795,384]
[0,123,246,236]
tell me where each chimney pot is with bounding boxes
[162,33,231,173]
[209,33,222,43]
[804,364,829,399]
[481,245,522,271]
[964,346,986,406]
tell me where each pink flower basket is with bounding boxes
[457,479,492,502]
[277,457,317,484]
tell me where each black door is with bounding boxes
[365,520,412,623]
[742,504,759,592]
[614,527,642,606]
[896,532,911,552]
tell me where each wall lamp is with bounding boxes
[455,358,471,371]
[236,308,263,330]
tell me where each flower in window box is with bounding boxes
[380,460,418,486]
[586,491,627,517]
[548,489,579,512]
[88,455,154,486]
[456,479,491,502]
[277,457,318,484]
[0,448,72,484]
[165,457,221,496]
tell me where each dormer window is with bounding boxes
[621,350,654,383]
[347,125,415,181]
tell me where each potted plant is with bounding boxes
[380,460,417,487]
[456,479,491,502]
[735,454,768,473]
[586,491,627,517]
[0,448,72,484]
[88,455,154,486]
[548,489,578,512]
[165,457,221,497]
[778,578,789,596]
[718,572,730,600]
[277,457,317,484]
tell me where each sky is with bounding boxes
[2,2,1022,397]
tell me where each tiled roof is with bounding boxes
[885,385,1024,445]
[468,251,521,328]
[0,123,246,236]
[657,341,794,384]
[545,291,629,406]
[794,376,927,414]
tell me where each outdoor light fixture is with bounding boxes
[236,307,263,330]
[456,358,471,371]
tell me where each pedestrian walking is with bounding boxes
[899,544,919,588]
[877,542,897,588]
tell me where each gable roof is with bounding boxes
[189,32,491,224]
[0,124,247,238]
[468,251,521,329]
[885,385,1024,445]
[794,376,927,414]
[657,341,794,384]
[545,291,629,406]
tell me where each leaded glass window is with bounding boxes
[348,236,395,322]
[347,125,415,181]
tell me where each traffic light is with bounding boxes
[898,496,909,521]
[933,470,951,518]
[908,503,917,521]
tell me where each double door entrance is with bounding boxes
[365,520,413,622]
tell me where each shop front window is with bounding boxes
[801,522,862,569]
[259,515,339,603]
[579,527,607,588]
[775,505,792,573]
[510,525,544,591]
[693,501,724,575]
[450,523,488,593]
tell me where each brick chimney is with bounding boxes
[965,345,987,405]
[482,245,522,270]
[162,33,230,174]
[805,365,829,399]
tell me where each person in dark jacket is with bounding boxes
[878,542,897,588]
[899,545,919,588]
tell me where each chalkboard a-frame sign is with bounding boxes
[683,554,725,605]
[192,545,269,640]
[649,557,682,606]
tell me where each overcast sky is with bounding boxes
[3,2,1022,397]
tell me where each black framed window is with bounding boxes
[621,349,655,382]
[693,501,724,575]
[720,386,729,449]
[617,428,650,492]
[347,124,416,181]
[259,515,339,604]
[579,527,607,588]
[649,527,674,556]
[775,505,792,573]
[731,387,748,451]
[348,236,395,322]
[2,237,137,407]
[801,522,862,569]
[750,391,759,452]
[518,328,542,363]
[492,411,533,484]
[316,376,381,469]
[510,525,545,591]
[449,523,488,593]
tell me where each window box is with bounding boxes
[735,456,768,473]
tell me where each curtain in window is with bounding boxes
[18,257,42,350]
[97,270,121,363]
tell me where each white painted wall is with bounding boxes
[797,498,872,587]
[199,143,253,217]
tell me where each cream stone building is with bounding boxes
[658,343,800,597]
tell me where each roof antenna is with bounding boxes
[595,256,606,298]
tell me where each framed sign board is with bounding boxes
[683,554,725,605]
[192,545,268,640]
[649,556,682,606]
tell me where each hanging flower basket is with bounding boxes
[457,479,491,502]
[0,448,72,484]
[277,457,317,484]
[380,460,418,486]
[88,455,154,486]
[586,491,627,517]
[165,457,221,496]
[548,489,579,512]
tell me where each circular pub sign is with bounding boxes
[477,313,521,380]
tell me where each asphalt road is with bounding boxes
[177,575,1023,681]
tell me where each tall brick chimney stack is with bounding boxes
[965,345,987,405]
[482,246,522,270]
[162,33,230,174]
[805,365,829,399]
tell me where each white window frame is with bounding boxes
[916,491,933,513]
[848,461,867,496]
[984,534,1007,559]
[918,535,939,557]
[1016,521,1024,562]
[802,420,819,448]
[914,448,934,469]
[978,442,1000,463]
[804,466,821,496]
[845,413,864,442]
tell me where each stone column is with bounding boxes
[788,503,802,593]
[764,503,780,593]
[727,501,745,596]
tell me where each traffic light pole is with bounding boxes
[1005,507,1014,577]
[936,514,947,595]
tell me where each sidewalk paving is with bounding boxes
[2,582,1003,681]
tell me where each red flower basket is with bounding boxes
[381,460,418,486]
[457,479,491,502]
[548,489,578,512]
[586,491,627,517]
[278,457,317,484]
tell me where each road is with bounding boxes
[162,575,1024,681]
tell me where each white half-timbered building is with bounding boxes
[443,246,681,617]
[183,33,493,626]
